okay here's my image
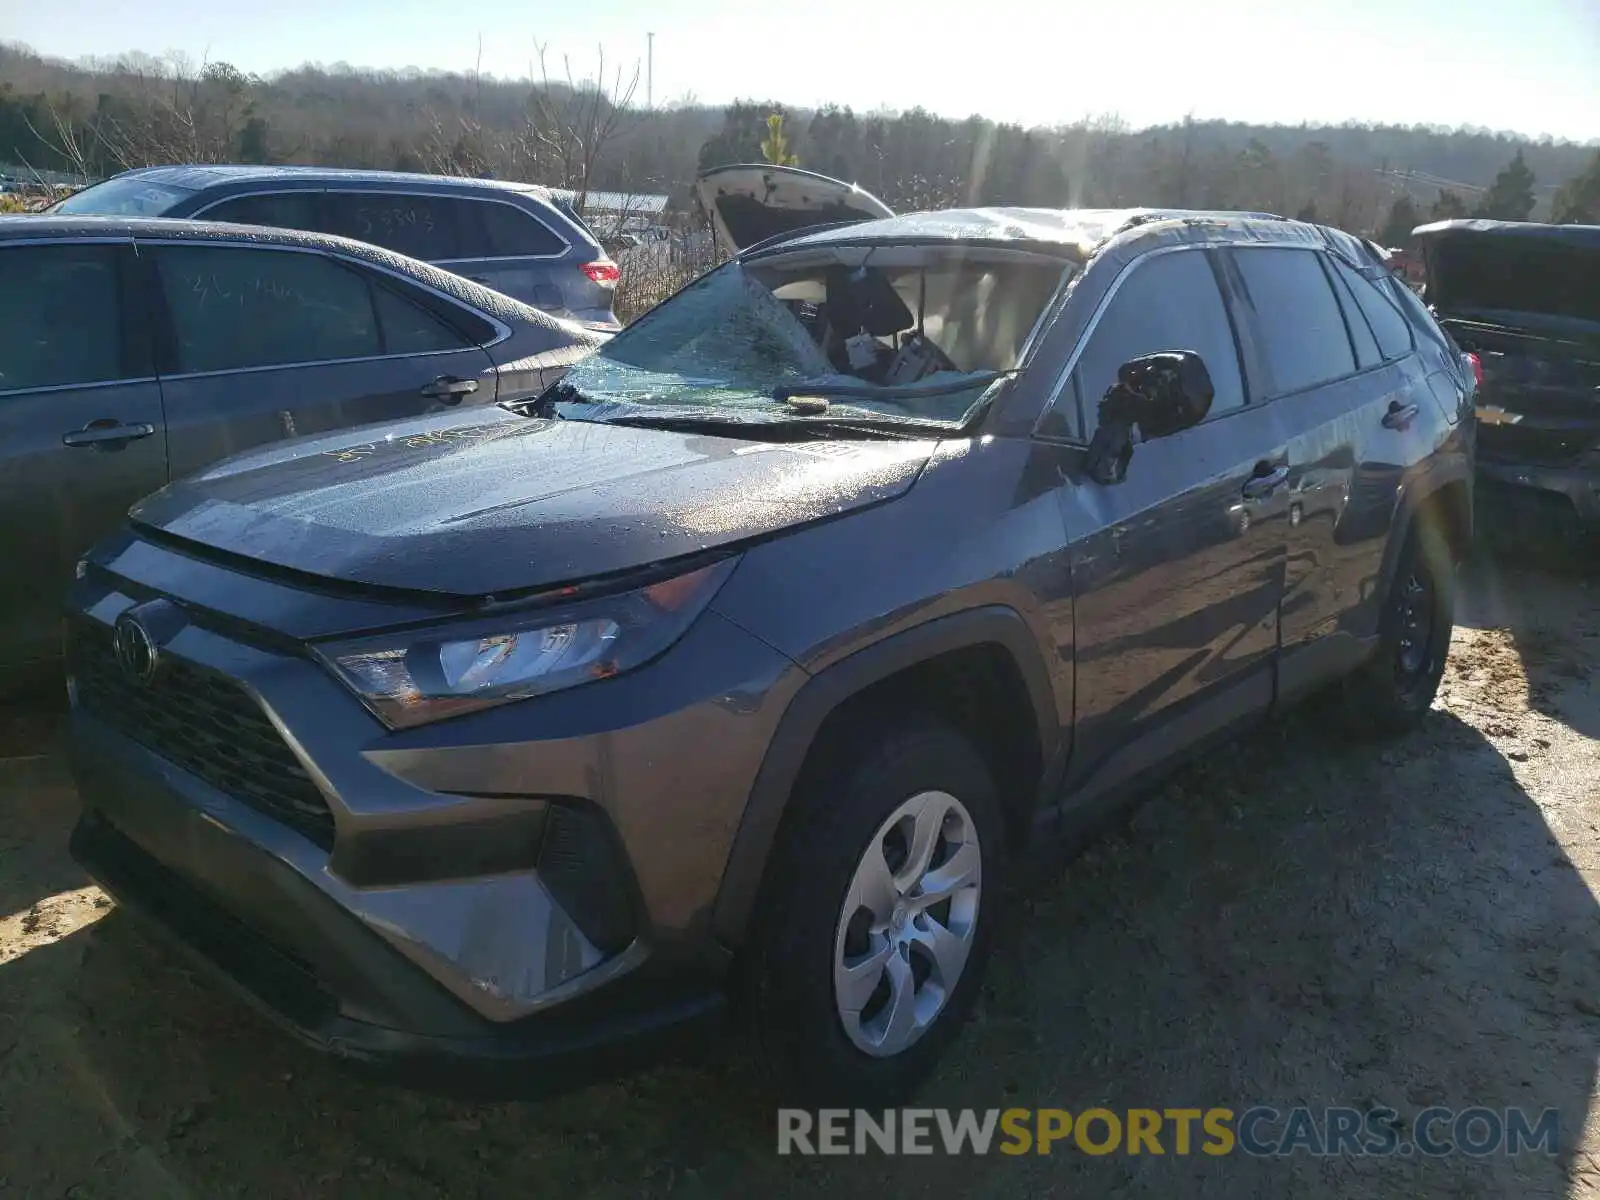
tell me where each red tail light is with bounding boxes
[1467,352,1483,386]
[580,260,621,286]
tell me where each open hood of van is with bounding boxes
[694,164,894,255]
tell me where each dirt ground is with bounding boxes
[2,550,1598,1199]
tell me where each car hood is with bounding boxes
[694,164,893,255]
[129,407,936,598]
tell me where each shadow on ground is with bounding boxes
[3,670,1595,1198]
[1456,544,1600,740]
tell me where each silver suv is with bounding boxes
[52,166,621,329]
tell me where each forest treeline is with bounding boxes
[3,41,1598,238]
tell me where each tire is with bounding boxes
[1340,526,1456,736]
[747,716,1006,1107]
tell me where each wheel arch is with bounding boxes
[1379,464,1474,603]
[710,606,1061,949]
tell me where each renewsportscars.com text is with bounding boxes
[777,1106,1561,1157]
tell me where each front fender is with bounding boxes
[709,605,1060,948]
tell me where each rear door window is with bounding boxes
[1231,247,1357,396]
[201,192,323,233]
[1065,248,1246,439]
[320,192,465,260]
[0,244,126,392]
[1329,258,1413,361]
[154,244,382,374]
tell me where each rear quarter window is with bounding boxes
[1329,258,1413,361]
[468,200,568,257]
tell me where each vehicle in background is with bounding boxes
[51,166,622,330]
[1413,218,1600,543]
[0,214,605,686]
[64,203,1473,1104]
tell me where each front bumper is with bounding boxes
[71,805,723,1097]
[63,546,803,1094]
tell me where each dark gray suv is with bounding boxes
[52,165,622,329]
[65,207,1475,1104]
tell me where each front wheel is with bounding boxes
[748,718,1005,1106]
[1341,529,1456,736]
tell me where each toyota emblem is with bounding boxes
[112,610,160,685]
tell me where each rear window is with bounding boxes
[549,193,599,241]
[52,175,195,217]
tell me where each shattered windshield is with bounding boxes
[553,251,1070,426]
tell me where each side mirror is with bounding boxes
[1084,351,1215,485]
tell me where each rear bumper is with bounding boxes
[1477,457,1600,529]
[68,713,727,1098]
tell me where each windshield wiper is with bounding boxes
[771,370,1013,404]
[596,411,949,440]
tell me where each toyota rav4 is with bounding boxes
[66,182,1475,1104]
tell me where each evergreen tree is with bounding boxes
[1550,150,1600,224]
[1429,189,1469,220]
[1473,151,1536,220]
[1379,194,1422,245]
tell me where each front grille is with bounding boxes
[70,620,336,849]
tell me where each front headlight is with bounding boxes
[317,558,736,729]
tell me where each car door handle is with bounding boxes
[1241,463,1289,500]
[61,420,157,449]
[420,376,480,404]
[1382,401,1420,431]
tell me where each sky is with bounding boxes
[6,0,1599,141]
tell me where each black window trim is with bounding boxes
[1224,243,1404,404]
[1316,250,1380,371]
[0,236,156,399]
[1032,243,1253,446]
[189,186,573,263]
[134,237,508,382]
[1325,252,1416,363]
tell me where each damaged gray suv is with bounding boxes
[66,182,1475,1104]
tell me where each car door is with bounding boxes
[1046,246,1289,805]
[0,239,168,672]
[1220,244,1425,700]
[141,238,500,480]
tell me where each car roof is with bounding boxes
[746,206,1302,259]
[1412,218,1600,247]
[102,163,560,198]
